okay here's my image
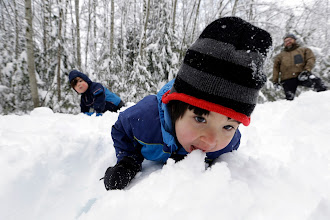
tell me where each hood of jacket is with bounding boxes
[68,70,92,85]
[156,79,184,155]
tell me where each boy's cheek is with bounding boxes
[212,136,234,152]
[176,129,196,147]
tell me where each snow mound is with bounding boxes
[1,90,330,220]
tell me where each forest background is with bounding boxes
[0,0,329,114]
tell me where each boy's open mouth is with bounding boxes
[190,145,205,152]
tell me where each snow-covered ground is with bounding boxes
[1,91,330,220]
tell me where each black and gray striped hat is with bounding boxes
[162,17,272,126]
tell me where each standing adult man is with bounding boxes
[272,34,327,100]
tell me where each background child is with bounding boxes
[69,70,124,115]
[103,17,272,190]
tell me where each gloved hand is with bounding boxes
[84,112,102,116]
[169,153,186,163]
[273,82,281,90]
[103,156,141,190]
[298,70,311,81]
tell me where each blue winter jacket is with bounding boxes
[111,80,241,165]
[69,70,122,113]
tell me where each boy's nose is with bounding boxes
[199,131,218,150]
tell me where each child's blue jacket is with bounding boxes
[69,70,121,113]
[111,80,241,165]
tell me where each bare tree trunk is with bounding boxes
[190,0,201,44]
[139,0,151,58]
[102,0,108,41]
[0,2,6,32]
[13,0,19,60]
[25,0,39,108]
[64,0,68,40]
[93,0,97,72]
[110,0,114,55]
[180,0,196,59]
[93,0,97,42]
[232,0,239,16]
[218,0,231,18]
[326,0,329,43]
[172,0,177,32]
[85,0,91,70]
[42,0,51,67]
[75,0,81,69]
[120,1,127,67]
[69,0,77,61]
[218,1,223,18]
[1,1,14,28]
[248,0,254,20]
[56,0,63,100]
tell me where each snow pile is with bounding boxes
[1,91,330,220]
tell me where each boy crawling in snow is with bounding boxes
[69,70,124,115]
[103,17,272,190]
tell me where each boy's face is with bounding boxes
[74,77,88,94]
[175,108,240,153]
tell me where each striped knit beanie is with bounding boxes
[162,17,272,126]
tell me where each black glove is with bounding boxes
[298,70,311,81]
[273,82,281,90]
[103,156,141,190]
[169,153,186,163]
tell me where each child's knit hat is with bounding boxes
[162,17,272,126]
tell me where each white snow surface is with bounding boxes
[1,91,330,220]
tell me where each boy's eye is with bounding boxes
[194,116,206,123]
[224,125,235,131]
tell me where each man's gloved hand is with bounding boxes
[298,70,311,81]
[103,156,141,190]
[273,82,281,90]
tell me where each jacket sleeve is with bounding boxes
[92,83,106,113]
[304,48,315,72]
[272,54,281,83]
[111,110,144,164]
[80,96,90,113]
[104,88,122,106]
